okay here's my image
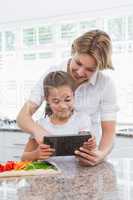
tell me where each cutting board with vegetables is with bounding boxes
[0,160,60,178]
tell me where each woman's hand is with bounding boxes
[35,144,55,160]
[75,136,105,166]
[75,148,105,166]
[83,135,97,150]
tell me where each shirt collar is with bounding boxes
[89,70,99,85]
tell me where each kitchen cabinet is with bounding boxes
[0,131,29,163]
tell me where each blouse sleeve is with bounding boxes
[100,78,119,121]
[29,74,45,106]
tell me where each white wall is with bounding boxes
[0,0,132,23]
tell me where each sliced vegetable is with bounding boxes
[25,161,56,170]
[14,161,31,170]
[0,164,4,172]
[4,161,15,171]
[0,160,56,173]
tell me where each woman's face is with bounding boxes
[69,53,97,85]
[47,85,74,120]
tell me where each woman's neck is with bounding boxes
[67,59,87,89]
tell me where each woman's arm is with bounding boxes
[17,101,50,144]
[17,72,51,143]
[99,120,116,156]
[21,138,55,161]
[75,78,117,166]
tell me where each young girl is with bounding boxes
[21,71,96,161]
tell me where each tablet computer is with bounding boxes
[43,131,91,156]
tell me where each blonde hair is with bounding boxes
[71,29,113,70]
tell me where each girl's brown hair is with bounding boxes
[71,29,113,70]
[43,71,76,116]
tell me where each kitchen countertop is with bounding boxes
[0,133,133,200]
[0,153,132,200]
[0,128,22,132]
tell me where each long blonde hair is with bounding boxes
[71,29,113,70]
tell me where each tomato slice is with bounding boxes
[0,161,32,172]
[0,161,16,172]
[0,164,4,172]
[4,163,14,171]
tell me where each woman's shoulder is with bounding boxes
[96,70,116,89]
[98,70,115,82]
[84,70,115,89]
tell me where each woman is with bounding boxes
[17,29,118,166]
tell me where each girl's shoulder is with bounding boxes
[72,111,91,132]
[72,111,90,123]
[36,116,50,126]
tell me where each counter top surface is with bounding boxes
[0,154,132,200]
[0,136,133,200]
[0,128,22,132]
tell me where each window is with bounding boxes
[80,20,96,30]
[38,25,53,44]
[38,52,53,59]
[24,53,36,61]
[60,22,77,41]
[128,16,133,40]
[5,31,15,51]
[107,17,125,41]
[0,32,2,51]
[23,28,37,46]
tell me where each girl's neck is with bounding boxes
[50,113,72,125]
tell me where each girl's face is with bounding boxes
[69,53,97,86]
[47,85,74,120]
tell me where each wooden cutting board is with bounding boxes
[0,168,60,178]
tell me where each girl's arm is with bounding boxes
[21,138,55,161]
[21,138,39,161]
